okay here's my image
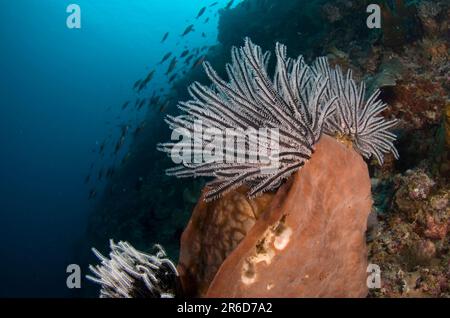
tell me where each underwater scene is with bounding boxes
[0,0,449,300]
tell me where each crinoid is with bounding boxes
[312,57,399,164]
[158,38,398,200]
[158,38,335,201]
[86,240,180,298]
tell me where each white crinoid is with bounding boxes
[158,38,335,201]
[312,57,399,165]
[86,240,180,298]
[158,38,398,201]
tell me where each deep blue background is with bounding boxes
[0,0,225,297]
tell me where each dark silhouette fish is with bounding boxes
[158,52,172,65]
[88,189,97,200]
[119,124,129,137]
[209,2,218,7]
[121,101,130,110]
[106,166,115,179]
[84,174,90,184]
[204,17,209,23]
[180,49,189,58]
[192,56,206,69]
[181,24,194,36]
[159,100,170,113]
[137,98,146,110]
[161,32,169,43]
[114,136,126,155]
[185,54,195,65]
[148,93,160,107]
[196,7,206,19]
[225,0,234,10]
[133,121,146,137]
[166,57,177,75]
[133,79,142,90]
[138,70,155,92]
[202,32,206,38]
[168,74,177,83]
[143,70,155,83]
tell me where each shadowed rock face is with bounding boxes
[178,135,372,298]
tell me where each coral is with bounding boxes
[87,240,181,298]
[158,39,398,200]
[205,136,372,297]
[385,77,447,130]
[421,38,448,66]
[322,3,342,23]
[368,166,450,298]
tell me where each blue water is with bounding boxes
[0,0,229,297]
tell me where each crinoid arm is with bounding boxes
[312,58,399,165]
[86,240,181,298]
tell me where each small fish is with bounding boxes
[118,124,129,139]
[204,17,210,24]
[185,54,195,65]
[99,140,106,154]
[88,189,97,200]
[158,52,172,65]
[148,93,160,107]
[133,121,146,137]
[196,7,206,19]
[180,49,189,58]
[202,32,206,38]
[133,79,142,90]
[166,57,177,75]
[209,2,218,7]
[121,152,131,165]
[138,70,155,92]
[159,100,170,113]
[137,98,146,110]
[192,56,206,69]
[84,174,91,184]
[225,0,234,10]
[161,32,169,43]
[181,24,195,37]
[114,136,126,155]
[168,74,177,83]
[121,101,130,110]
[106,166,115,178]
[143,70,155,83]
